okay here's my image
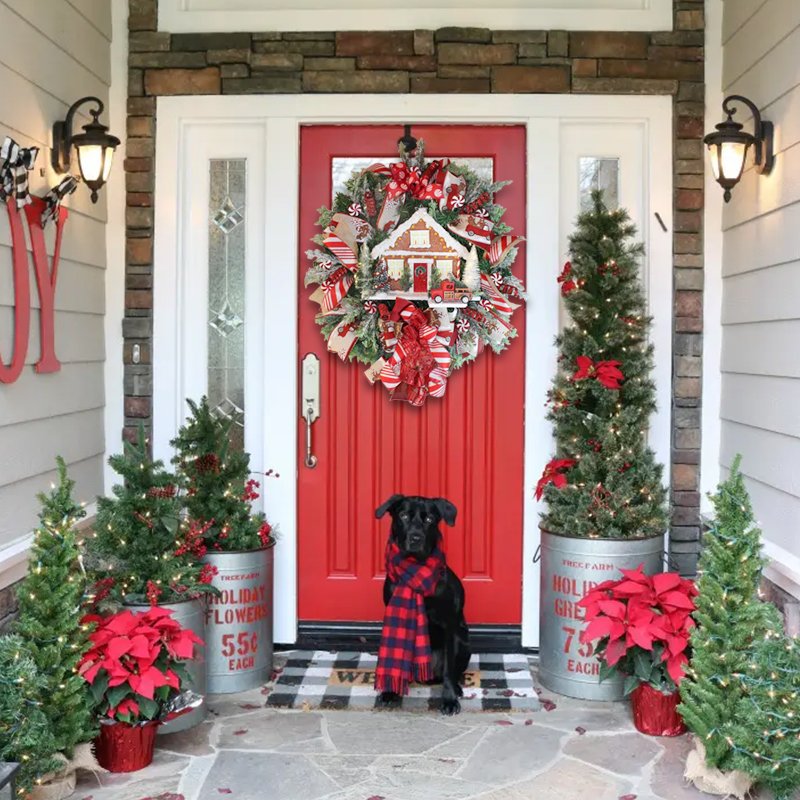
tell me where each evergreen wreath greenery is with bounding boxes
[537,191,668,539]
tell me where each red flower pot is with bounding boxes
[94,721,159,772]
[631,683,686,736]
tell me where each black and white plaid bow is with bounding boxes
[41,175,79,226]
[0,136,39,208]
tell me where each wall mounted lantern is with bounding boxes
[51,96,120,203]
[704,94,773,202]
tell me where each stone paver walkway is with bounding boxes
[71,653,724,800]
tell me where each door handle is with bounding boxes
[304,406,318,469]
[301,354,320,469]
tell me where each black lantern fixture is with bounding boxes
[51,96,120,203]
[704,94,773,202]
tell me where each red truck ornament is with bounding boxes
[429,280,471,305]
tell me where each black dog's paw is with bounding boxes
[440,697,461,716]
[377,691,401,708]
[455,684,464,697]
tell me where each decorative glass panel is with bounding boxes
[331,156,494,200]
[208,159,246,451]
[579,157,619,211]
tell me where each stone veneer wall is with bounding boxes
[125,0,706,575]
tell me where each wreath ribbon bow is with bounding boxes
[385,160,447,202]
[379,299,452,406]
[41,175,79,226]
[0,136,39,208]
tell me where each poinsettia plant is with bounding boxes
[78,607,203,724]
[578,566,697,695]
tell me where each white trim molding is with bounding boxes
[153,93,674,647]
[159,0,673,33]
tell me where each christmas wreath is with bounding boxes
[305,138,526,406]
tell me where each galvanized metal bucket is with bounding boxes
[203,545,274,694]
[538,527,664,701]
[125,596,207,734]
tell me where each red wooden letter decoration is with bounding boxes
[24,197,65,374]
[0,198,31,384]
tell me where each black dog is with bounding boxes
[375,494,471,715]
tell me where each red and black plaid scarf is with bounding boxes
[375,535,445,696]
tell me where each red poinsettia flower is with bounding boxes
[78,606,204,723]
[557,261,577,295]
[578,566,697,693]
[572,356,624,390]
[535,458,577,500]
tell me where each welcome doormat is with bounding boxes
[266,651,540,712]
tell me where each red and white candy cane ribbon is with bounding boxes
[323,228,358,270]
[488,234,524,266]
[321,266,354,312]
[480,274,516,316]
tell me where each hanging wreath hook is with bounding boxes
[397,124,418,157]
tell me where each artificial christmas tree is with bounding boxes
[537,192,668,699]
[13,458,93,759]
[170,397,275,553]
[729,634,800,800]
[679,456,783,764]
[538,191,668,538]
[171,397,276,693]
[0,635,60,797]
[679,456,799,799]
[93,427,214,606]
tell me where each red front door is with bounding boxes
[298,125,526,624]
[412,262,429,293]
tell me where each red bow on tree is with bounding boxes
[557,261,578,295]
[535,458,576,500]
[573,356,624,390]
[385,161,446,202]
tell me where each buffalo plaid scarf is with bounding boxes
[375,535,445,695]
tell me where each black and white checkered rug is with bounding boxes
[266,651,540,712]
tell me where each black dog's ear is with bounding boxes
[375,494,404,519]
[434,498,457,527]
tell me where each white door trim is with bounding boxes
[153,93,673,646]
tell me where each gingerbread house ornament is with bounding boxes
[371,208,469,297]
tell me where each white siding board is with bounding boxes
[722,1,800,597]
[724,25,800,106]
[723,0,800,86]
[764,85,800,157]
[0,308,105,366]
[0,5,107,106]
[0,250,105,315]
[722,203,800,275]
[722,261,800,323]
[721,320,800,378]
[0,455,102,545]
[1,0,111,84]
[721,374,800,440]
[0,211,107,269]
[65,0,113,39]
[0,2,108,558]
[720,420,800,498]
[722,0,768,43]
[0,362,104,429]
[0,408,104,488]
